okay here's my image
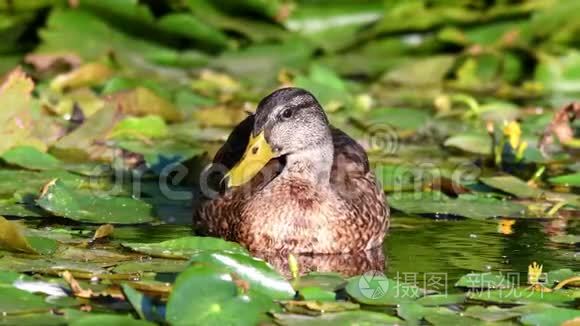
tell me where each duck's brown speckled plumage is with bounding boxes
[194,88,389,254]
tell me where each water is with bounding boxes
[385,214,579,290]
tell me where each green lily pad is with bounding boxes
[415,293,466,306]
[0,285,55,315]
[36,179,156,224]
[189,251,295,300]
[280,300,359,315]
[273,310,403,325]
[546,269,578,286]
[166,264,276,326]
[549,172,580,187]
[292,272,346,292]
[389,191,528,219]
[109,115,169,140]
[444,133,492,155]
[122,236,248,259]
[296,287,336,301]
[455,272,514,289]
[463,305,521,322]
[0,216,58,255]
[0,146,60,170]
[368,107,431,131]
[480,175,543,199]
[549,234,580,245]
[467,288,575,306]
[345,273,424,305]
[113,259,189,274]
[520,307,580,326]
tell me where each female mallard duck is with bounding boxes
[195,87,388,254]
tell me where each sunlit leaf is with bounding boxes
[122,236,247,259]
[36,179,155,224]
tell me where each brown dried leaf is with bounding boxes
[92,224,114,242]
[25,52,82,72]
[539,102,580,155]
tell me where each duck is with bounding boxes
[194,87,389,254]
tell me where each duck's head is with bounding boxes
[226,87,332,187]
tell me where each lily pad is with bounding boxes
[463,305,521,322]
[444,133,492,155]
[189,251,295,300]
[166,264,276,326]
[0,146,60,170]
[415,293,466,306]
[36,179,156,224]
[389,191,528,219]
[0,286,55,315]
[480,175,543,199]
[467,288,576,306]
[549,234,580,245]
[345,273,424,305]
[520,307,580,326]
[122,236,247,259]
[280,300,359,315]
[455,272,514,289]
[0,216,58,255]
[549,172,580,187]
[273,310,403,325]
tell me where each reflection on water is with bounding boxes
[385,214,579,288]
[253,248,385,278]
[109,214,578,284]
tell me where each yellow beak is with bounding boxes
[225,131,274,187]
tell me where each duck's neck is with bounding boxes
[283,139,334,185]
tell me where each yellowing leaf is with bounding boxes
[0,68,45,153]
[0,216,38,254]
[50,62,113,92]
[111,87,184,122]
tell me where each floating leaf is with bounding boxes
[468,288,575,306]
[189,251,295,300]
[549,172,580,187]
[166,264,276,326]
[480,175,543,199]
[0,146,61,170]
[389,191,528,219]
[36,179,155,224]
[273,310,403,325]
[0,216,57,255]
[280,300,358,315]
[122,236,247,259]
[109,115,169,140]
[444,133,492,155]
[549,234,580,245]
[463,305,521,322]
[0,286,55,315]
[345,273,423,306]
[520,307,580,326]
[111,87,184,122]
[50,62,113,92]
[455,272,514,289]
[415,293,466,306]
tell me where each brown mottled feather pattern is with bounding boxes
[195,115,389,254]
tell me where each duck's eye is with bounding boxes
[281,108,293,119]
